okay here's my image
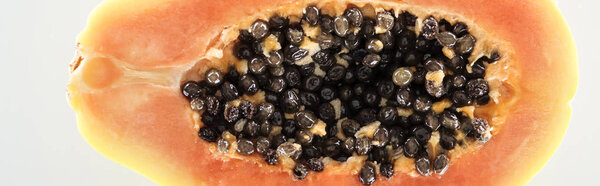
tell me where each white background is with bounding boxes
[0,0,597,185]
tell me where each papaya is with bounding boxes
[67,0,577,185]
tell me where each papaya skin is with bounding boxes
[67,0,577,185]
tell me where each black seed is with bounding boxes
[318,103,336,122]
[182,81,202,99]
[453,22,469,37]
[357,108,377,125]
[403,50,422,66]
[348,97,364,114]
[344,32,362,50]
[269,110,283,126]
[362,53,381,68]
[439,131,456,150]
[412,67,427,85]
[277,142,302,160]
[299,91,320,110]
[441,111,460,130]
[198,127,218,142]
[205,69,224,87]
[438,19,453,32]
[244,120,260,137]
[466,78,489,98]
[339,119,359,137]
[424,111,440,131]
[342,137,356,154]
[455,34,476,55]
[424,58,444,71]
[356,66,374,83]
[356,137,372,155]
[327,64,346,82]
[269,15,288,30]
[353,83,366,96]
[334,16,350,37]
[380,162,394,178]
[234,43,254,60]
[276,90,299,114]
[264,91,279,106]
[338,86,354,101]
[396,87,413,108]
[259,121,272,136]
[298,63,315,77]
[425,76,447,98]
[286,26,304,45]
[415,157,432,176]
[303,75,323,92]
[312,50,335,68]
[451,90,473,107]
[266,77,286,93]
[271,134,288,148]
[373,127,389,147]
[377,80,396,98]
[303,144,321,159]
[266,51,283,67]
[422,16,438,40]
[389,127,406,148]
[437,31,457,47]
[477,94,490,105]
[471,118,490,136]
[378,107,398,125]
[345,7,363,27]
[317,34,342,50]
[415,36,432,52]
[263,149,279,165]
[220,82,239,101]
[252,41,265,56]
[402,11,417,26]
[255,102,275,122]
[413,126,432,144]
[295,129,314,145]
[360,19,376,38]
[238,29,254,43]
[433,154,450,174]
[283,65,302,87]
[397,30,416,51]
[320,15,335,33]
[282,119,297,136]
[369,146,388,163]
[304,6,320,26]
[376,11,394,32]
[255,73,270,87]
[295,110,317,129]
[269,66,285,77]
[205,96,220,116]
[359,164,376,185]
[403,137,420,158]
[365,38,383,53]
[223,103,240,123]
[248,57,268,75]
[250,20,269,40]
[451,75,467,89]
[307,158,324,172]
[293,163,308,180]
[413,95,432,112]
[319,86,337,101]
[232,118,247,134]
[287,47,309,62]
[409,113,424,126]
[323,137,341,157]
[256,136,271,154]
[470,59,486,78]
[190,98,205,111]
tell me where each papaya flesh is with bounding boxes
[67,0,577,185]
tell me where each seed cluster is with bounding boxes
[182,5,500,185]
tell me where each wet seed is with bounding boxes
[422,16,438,40]
[267,77,287,93]
[217,138,230,153]
[255,102,275,122]
[345,7,363,27]
[248,57,268,75]
[415,157,432,176]
[455,34,476,55]
[269,15,288,30]
[199,127,218,142]
[341,119,360,137]
[237,138,255,155]
[277,142,302,160]
[334,16,350,37]
[205,96,220,116]
[244,120,260,137]
[295,110,317,129]
[293,163,308,180]
[356,137,372,155]
[295,129,314,145]
[287,47,308,62]
[320,15,335,33]
[439,131,456,150]
[466,78,489,98]
[304,6,320,26]
[413,95,433,112]
[441,111,460,130]
[404,137,419,158]
[190,98,205,111]
[233,119,247,134]
[425,111,440,131]
[256,136,271,154]
[327,64,346,82]
[300,91,320,110]
[437,31,457,47]
[378,106,398,125]
[376,11,395,32]
[453,22,469,37]
[223,103,240,123]
[380,162,394,178]
[182,81,202,99]
[264,149,279,165]
[433,154,450,174]
[286,27,304,45]
[307,158,324,172]
[366,38,383,53]
[359,164,376,185]
[392,67,413,87]
[362,53,381,68]
[451,90,473,107]
[303,75,323,92]
[373,127,389,147]
[269,66,285,77]
[206,69,224,87]
[342,137,356,154]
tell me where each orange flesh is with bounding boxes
[67,0,577,185]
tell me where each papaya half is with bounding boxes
[67,0,577,185]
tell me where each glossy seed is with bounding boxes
[250,20,269,40]
[342,137,356,154]
[304,6,320,25]
[327,64,346,82]
[318,103,336,122]
[206,68,224,87]
[413,95,433,112]
[312,50,335,68]
[204,96,220,116]
[244,120,260,137]
[378,106,398,125]
[182,81,202,99]
[303,75,323,92]
[453,22,469,37]
[221,82,239,101]
[415,157,432,176]
[238,75,258,95]
[307,158,324,172]
[380,162,394,178]
[320,15,335,33]
[437,31,457,47]
[264,149,279,165]
[434,154,450,174]
[392,67,413,87]
[451,90,473,107]
[198,127,218,142]
[344,33,362,50]
[287,47,309,62]
[341,119,360,137]
[466,78,489,98]
[396,87,413,108]
[267,77,286,93]
[422,16,438,40]
[248,57,268,75]
[451,75,467,89]
[295,110,317,129]
[269,15,288,30]
[269,66,285,77]
[334,16,350,37]
[425,111,440,131]
[441,111,460,130]
[355,137,372,155]
[277,142,302,160]
[217,138,230,153]
[284,66,302,87]
[286,27,304,45]
[255,102,275,122]
[365,38,383,53]
[281,90,300,113]
[236,139,255,155]
[300,91,320,110]
[439,131,456,150]
[376,11,395,32]
[357,108,377,124]
[403,137,420,158]
[471,118,490,136]
[190,98,205,111]
[233,119,247,134]
[223,103,240,123]
[255,136,271,154]
[293,163,308,180]
[359,164,376,185]
[295,129,314,145]
[413,126,432,144]
[455,34,476,55]
[267,50,283,67]
[345,7,363,27]
[298,63,315,77]
[373,127,389,147]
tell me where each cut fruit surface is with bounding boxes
[67,0,577,185]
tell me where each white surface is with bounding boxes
[0,0,597,185]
